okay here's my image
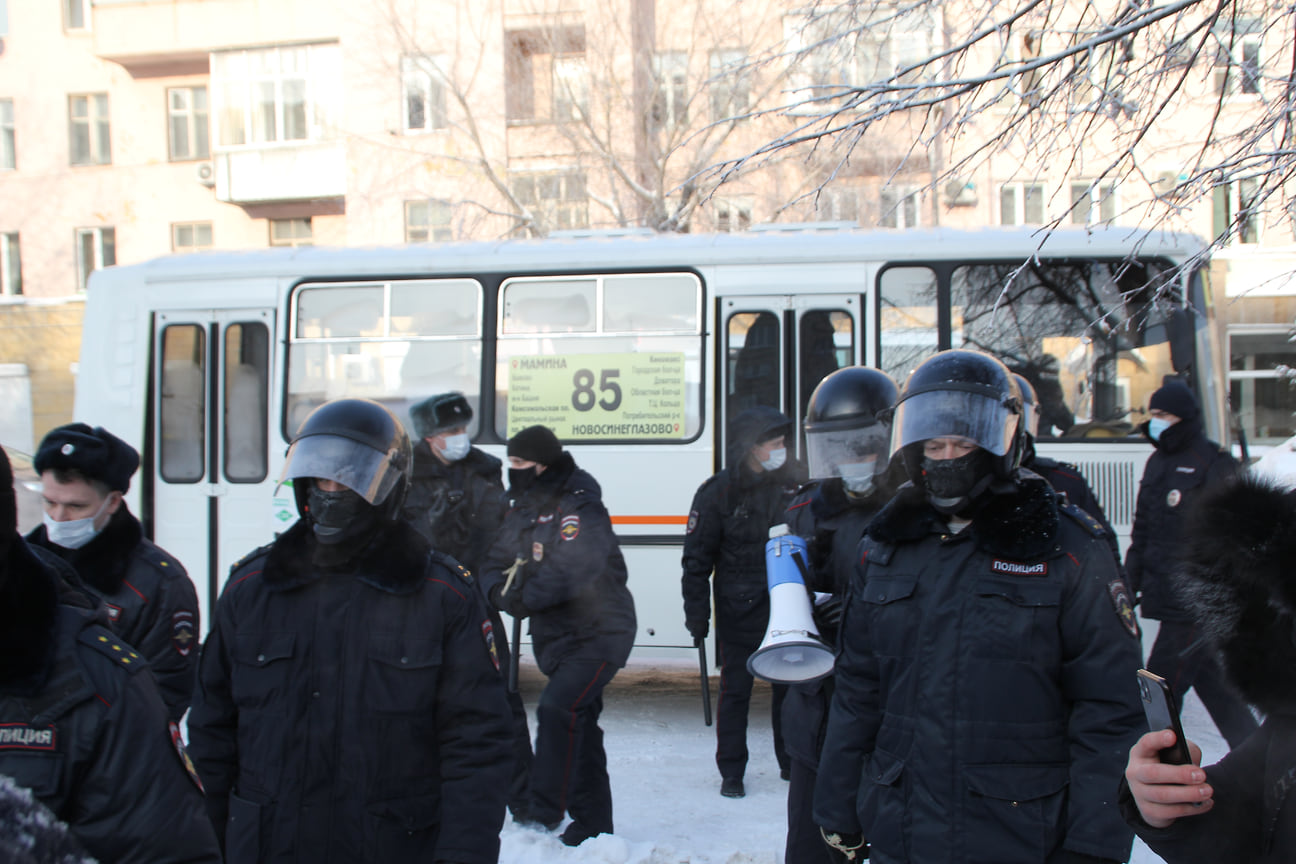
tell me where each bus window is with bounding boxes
[287,279,484,437]
[495,272,703,442]
[223,323,269,483]
[727,311,780,416]
[952,260,1178,439]
[878,266,938,383]
[160,324,206,483]
[799,309,852,416]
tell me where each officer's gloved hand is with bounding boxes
[686,618,709,642]
[489,584,532,619]
[811,594,844,632]
[1045,851,1118,864]
[820,827,867,862]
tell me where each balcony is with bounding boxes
[213,141,346,204]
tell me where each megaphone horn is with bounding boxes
[747,524,835,684]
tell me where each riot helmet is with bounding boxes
[892,350,1024,485]
[280,398,412,521]
[804,367,898,489]
[1013,374,1040,440]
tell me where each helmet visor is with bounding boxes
[1021,399,1039,438]
[891,389,1019,457]
[806,423,890,481]
[279,434,402,505]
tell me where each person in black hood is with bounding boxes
[26,423,200,722]
[1121,471,1296,862]
[682,405,806,798]
[0,447,222,864]
[404,392,534,819]
[187,398,514,864]
[479,425,636,848]
[1125,379,1256,748]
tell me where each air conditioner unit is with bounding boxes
[944,179,977,207]
[195,161,216,187]
[1153,169,1189,201]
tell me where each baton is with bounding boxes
[696,637,713,726]
[508,613,522,693]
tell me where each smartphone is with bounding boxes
[1136,669,1192,765]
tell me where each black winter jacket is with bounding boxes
[479,453,636,676]
[0,539,220,864]
[814,474,1144,864]
[401,442,505,575]
[1121,473,1296,862]
[187,519,514,864]
[27,507,200,722]
[681,406,804,645]
[1125,417,1237,621]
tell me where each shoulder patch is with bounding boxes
[1107,579,1141,638]
[481,619,500,671]
[1059,500,1105,537]
[80,629,145,673]
[560,514,581,541]
[686,510,699,534]
[172,610,196,656]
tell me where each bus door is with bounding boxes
[720,294,859,467]
[152,309,274,632]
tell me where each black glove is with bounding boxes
[489,584,532,619]
[820,827,867,862]
[686,618,709,641]
[811,594,844,632]
[1045,851,1118,864]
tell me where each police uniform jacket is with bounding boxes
[782,477,888,768]
[479,452,636,676]
[187,518,514,864]
[682,406,804,646]
[1124,417,1237,621]
[402,442,505,575]
[814,473,1144,864]
[27,505,199,722]
[0,538,220,864]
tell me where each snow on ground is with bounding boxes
[502,616,1229,864]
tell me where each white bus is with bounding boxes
[75,226,1226,654]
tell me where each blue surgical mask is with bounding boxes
[438,433,471,462]
[839,462,877,495]
[759,447,787,472]
[1148,417,1171,442]
[43,496,112,550]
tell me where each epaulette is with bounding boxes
[1059,499,1106,537]
[230,542,274,576]
[79,626,146,674]
[430,550,475,587]
[136,541,186,579]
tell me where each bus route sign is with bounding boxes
[507,352,687,440]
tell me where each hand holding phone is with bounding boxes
[1136,669,1191,764]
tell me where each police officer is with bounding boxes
[1014,374,1124,574]
[783,367,899,864]
[682,406,804,798]
[404,391,534,819]
[26,423,200,721]
[479,425,636,847]
[0,447,222,864]
[1126,378,1255,748]
[188,398,513,864]
[814,349,1144,864]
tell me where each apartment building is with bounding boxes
[0,0,1293,449]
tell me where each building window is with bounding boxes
[813,187,859,223]
[1,232,20,296]
[1214,19,1262,95]
[505,26,587,125]
[269,218,312,247]
[0,0,9,38]
[69,93,110,166]
[172,222,213,252]
[63,0,88,31]
[715,196,753,232]
[651,52,688,129]
[75,227,115,292]
[405,200,452,243]
[0,99,13,171]
[1229,328,1296,444]
[1001,182,1045,224]
[880,187,921,228]
[1214,179,1261,244]
[401,55,448,133]
[1069,180,1116,225]
[212,43,340,147]
[168,86,210,161]
[512,170,589,233]
[709,50,751,120]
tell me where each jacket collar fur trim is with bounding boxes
[29,507,141,593]
[263,519,433,594]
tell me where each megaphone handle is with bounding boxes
[791,550,812,584]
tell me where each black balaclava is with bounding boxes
[921,448,995,516]
[306,483,381,546]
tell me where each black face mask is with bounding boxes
[509,467,539,497]
[306,485,379,546]
[921,449,994,515]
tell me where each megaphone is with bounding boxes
[747,524,835,684]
